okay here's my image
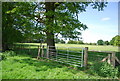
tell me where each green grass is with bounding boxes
[16,43,119,52]
[14,43,120,65]
[1,51,119,79]
[1,43,120,79]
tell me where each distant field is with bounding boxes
[17,43,119,52]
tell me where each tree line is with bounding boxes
[66,35,120,46]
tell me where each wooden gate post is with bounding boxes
[111,52,116,67]
[84,47,88,67]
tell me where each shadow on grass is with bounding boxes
[12,44,120,71]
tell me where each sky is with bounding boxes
[78,2,118,43]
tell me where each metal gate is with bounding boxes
[37,45,87,67]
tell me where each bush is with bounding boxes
[4,51,16,56]
[90,62,118,78]
[118,65,120,77]
[0,53,6,60]
[0,51,16,60]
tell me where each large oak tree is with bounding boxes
[2,1,108,51]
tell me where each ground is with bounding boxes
[1,43,120,79]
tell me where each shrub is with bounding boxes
[4,51,16,57]
[90,62,118,78]
[118,65,120,77]
[0,51,16,60]
[0,53,6,60]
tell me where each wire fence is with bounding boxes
[11,44,120,67]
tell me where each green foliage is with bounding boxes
[2,2,108,51]
[1,51,115,79]
[2,2,44,50]
[110,35,120,46]
[68,40,84,44]
[0,53,6,60]
[90,62,118,78]
[97,39,104,45]
[113,35,120,46]
[0,51,16,60]
[104,41,109,45]
[55,38,65,44]
[118,66,120,77]
[2,3,25,50]
[85,43,96,45]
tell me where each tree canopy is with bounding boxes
[110,35,120,46]
[97,39,104,45]
[2,1,108,51]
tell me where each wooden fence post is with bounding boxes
[107,54,111,64]
[41,45,44,57]
[84,47,88,67]
[47,46,49,59]
[111,52,116,67]
[37,45,41,59]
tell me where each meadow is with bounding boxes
[1,43,120,79]
[18,43,119,52]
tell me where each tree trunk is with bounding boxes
[46,32,56,56]
[2,43,9,52]
[45,2,56,56]
[46,32,55,47]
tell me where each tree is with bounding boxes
[55,38,65,44]
[2,2,44,51]
[2,2,24,51]
[2,2,107,52]
[114,35,120,46]
[97,39,104,45]
[67,40,84,44]
[110,36,116,45]
[110,35,120,46]
[104,41,109,45]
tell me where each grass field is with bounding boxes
[1,43,120,79]
[17,43,119,52]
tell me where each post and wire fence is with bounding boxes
[11,44,120,67]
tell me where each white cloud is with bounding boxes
[101,17,111,21]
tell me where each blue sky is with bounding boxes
[78,2,118,43]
